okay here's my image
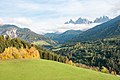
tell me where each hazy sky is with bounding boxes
[0,0,120,34]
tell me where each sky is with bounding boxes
[0,0,120,34]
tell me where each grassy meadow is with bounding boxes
[0,59,119,80]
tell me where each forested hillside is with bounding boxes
[45,30,83,44]
[52,38,120,74]
[0,35,66,63]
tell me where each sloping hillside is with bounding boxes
[0,24,56,45]
[45,30,83,44]
[0,59,119,80]
[52,38,120,74]
[72,15,120,42]
[0,35,65,62]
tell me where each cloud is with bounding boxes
[8,17,33,26]
[111,0,120,16]
[45,0,114,19]
[0,18,4,25]
[6,17,96,34]
[56,23,100,33]
[17,3,40,11]
[0,0,120,18]
[0,0,120,34]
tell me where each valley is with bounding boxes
[51,38,120,74]
[0,0,120,79]
[45,15,120,75]
[0,15,120,79]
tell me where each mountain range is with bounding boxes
[71,15,120,42]
[45,15,120,43]
[0,15,119,45]
[0,25,56,45]
[45,30,83,44]
[65,16,110,24]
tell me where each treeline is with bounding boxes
[0,35,31,52]
[35,46,66,63]
[52,38,120,75]
[65,59,114,75]
[0,35,66,63]
[0,35,40,60]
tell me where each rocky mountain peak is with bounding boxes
[75,17,92,24]
[65,16,110,24]
[0,25,18,39]
[5,27,17,38]
[94,16,110,23]
[65,19,75,24]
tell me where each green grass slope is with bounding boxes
[0,59,119,80]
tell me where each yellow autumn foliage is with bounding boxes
[68,60,73,65]
[101,66,109,73]
[0,47,40,60]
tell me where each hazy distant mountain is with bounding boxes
[65,16,110,24]
[75,17,92,24]
[44,32,59,39]
[45,30,83,44]
[94,16,110,23]
[0,24,56,45]
[65,19,75,24]
[71,15,120,42]
[65,17,92,24]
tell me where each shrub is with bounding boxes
[101,66,109,73]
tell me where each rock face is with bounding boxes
[0,25,18,39]
[6,28,17,38]
[65,19,75,24]
[65,16,110,24]
[65,18,92,24]
[75,18,92,24]
[94,16,110,23]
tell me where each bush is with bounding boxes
[101,66,109,73]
